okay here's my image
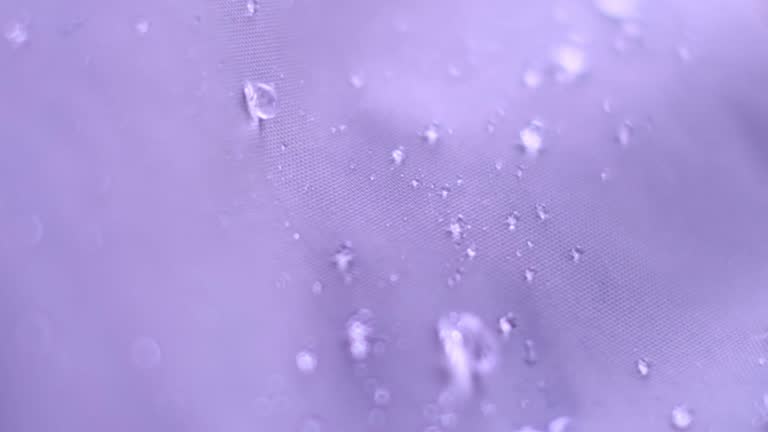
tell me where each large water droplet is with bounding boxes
[437,312,499,400]
[296,350,318,374]
[243,81,278,121]
[594,0,639,20]
[670,406,693,429]
[346,309,373,361]
[131,337,162,369]
[5,21,28,48]
[519,121,544,157]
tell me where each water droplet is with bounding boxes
[569,247,585,263]
[524,268,537,283]
[553,44,587,83]
[243,81,278,121]
[437,312,499,399]
[440,185,451,199]
[447,216,467,243]
[346,309,373,361]
[131,337,162,369]
[246,0,258,16]
[670,405,693,429]
[636,358,650,377]
[349,73,365,89]
[447,65,462,78]
[549,416,572,432]
[519,121,544,157]
[536,204,551,221]
[523,339,538,365]
[498,313,518,337]
[391,146,405,166]
[677,45,692,62]
[506,212,520,231]
[411,179,422,189]
[422,124,440,145]
[373,387,391,405]
[300,416,323,432]
[296,350,318,374]
[616,121,633,147]
[465,245,477,260]
[311,281,323,295]
[5,21,28,48]
[523,68,543,89]
[332,242,354,274]
[594,0,639,20]
[135,19,150,35]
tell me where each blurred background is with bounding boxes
[2,0,768,431]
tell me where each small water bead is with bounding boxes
[569,247,585,263]
[311,281,323,295]
[506,212,520,231]
[519,121,544,157]
[391,146,405,165]
[346,309,374,361]
[536,204,551,221]
[296,350,318,374]
[373,387,391,405]
[523,68,544,89]
[5,21,28,48]
[422,124,440,145]
[349,73,365,89]
[246,0,258,15]
[332,242,354,273]
[498,313,518,337]
[594,0,639,20]
[616,121,633,147]
[437,312,499,398]
[446,216,467,243]
[465,245,477,260]
[636,358,650,377]
[552,44,588,83]
[524,268,536,283]
[670,405,693,429]
[523,339,538,365]
[548,416,572,432]
[243,81,278,121]
[135,19,150,35]
[131,337,162,369]
[300,416,324,432]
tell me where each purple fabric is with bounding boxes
[2,0,768,431]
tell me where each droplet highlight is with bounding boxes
[243,81,278,121]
